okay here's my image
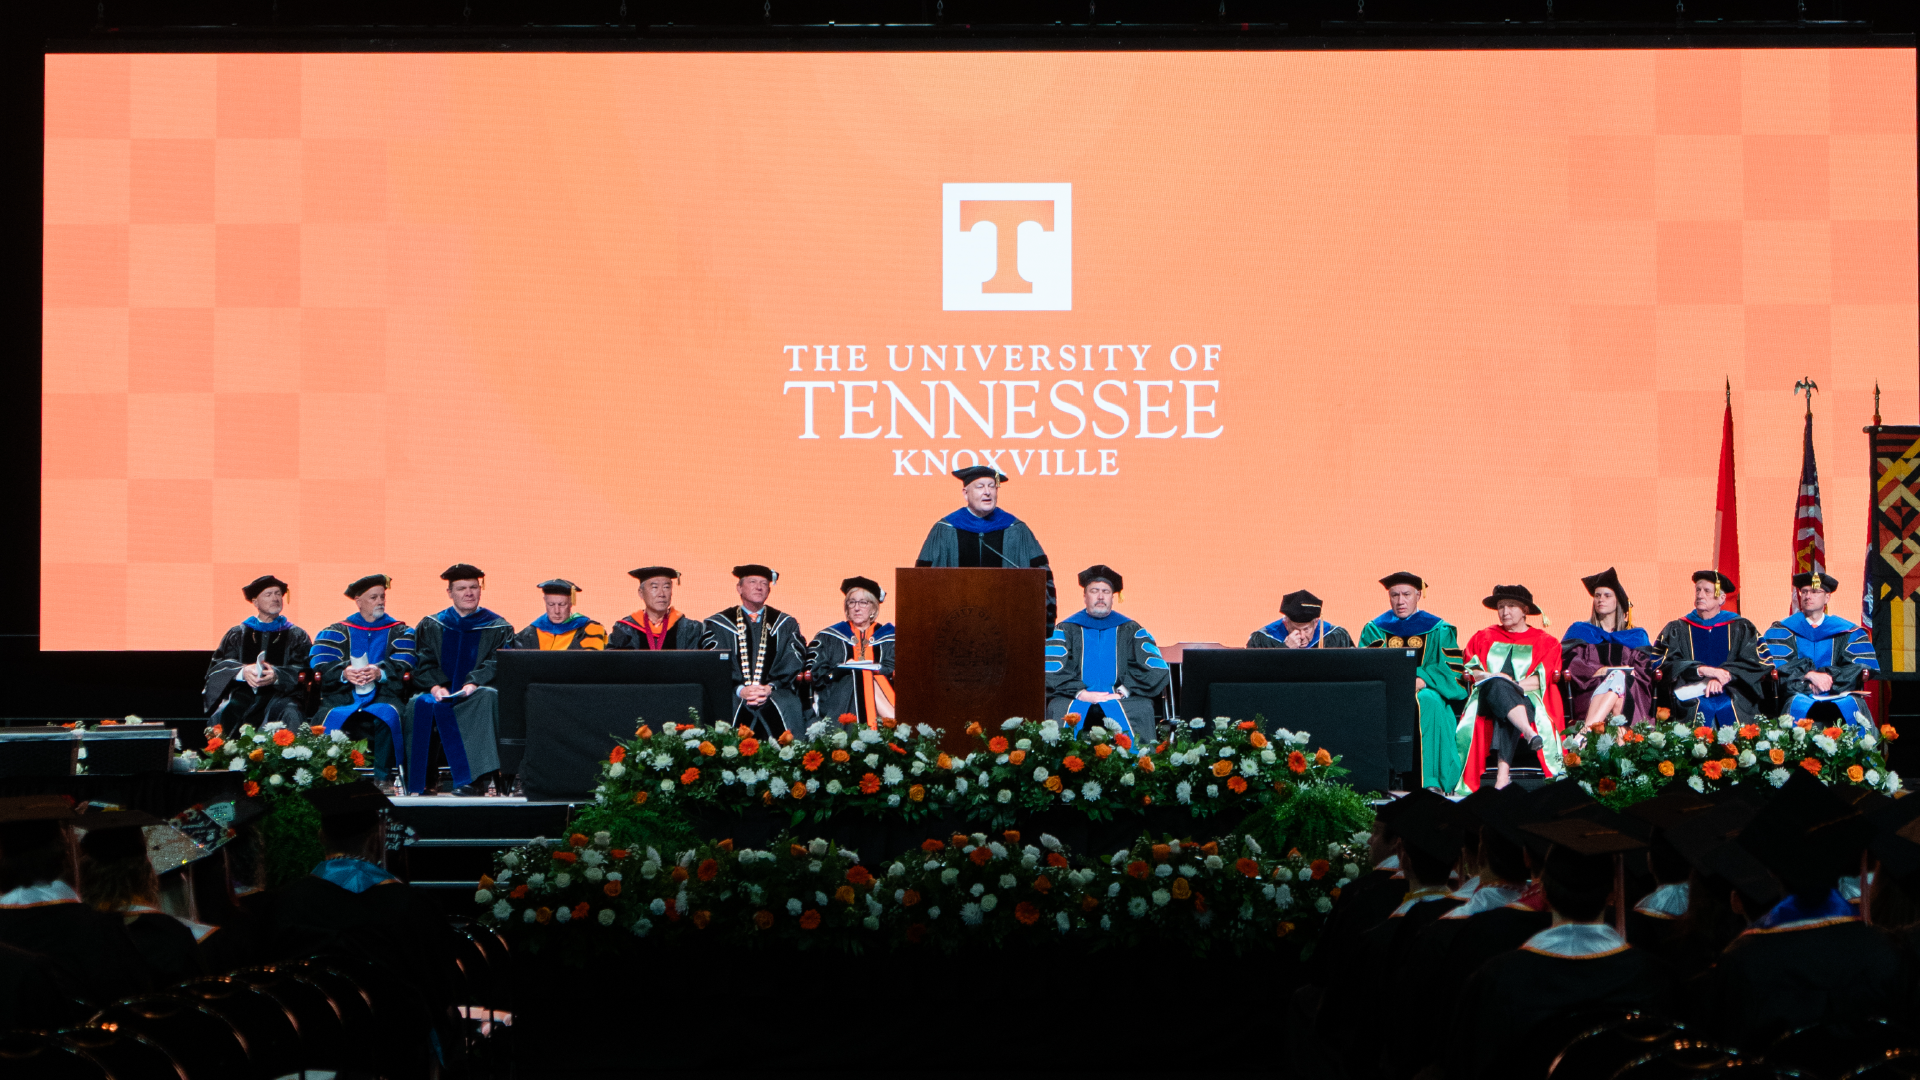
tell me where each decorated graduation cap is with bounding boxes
[732,564,778,584]
[441,564,485,584]
[1280,590,1323,623]
[1078,565,1123,591]
[345,574,391,599]
[1736,768,1876,895]
[1791,571,1840,592]
[305,780,394,819]
[242,575,288,601]
[1379,572,1426,591]
[629,567,680,583]
[537,578,580,597]
[840,576,886,603]
[952,465,1008,485]
[1482,584,1541,616]
[1580,567,1629,611]
[1692,570,1738,596]
[0,795,77,824]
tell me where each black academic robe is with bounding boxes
[1439,903,1554,980]
[0,901,154,1006]
[1308,866,1406,985]
[1705,918,1908,1048]
[1323,892,1463,1077]
[607,610,707,651]
[204,620,313,730]
[1654,613,1766,725]
[121,910,207,983]
[703,606,807,736]
[1247,621,1356,649]
[1447,941,1675,1078]
[808,621,896,727]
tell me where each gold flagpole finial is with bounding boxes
[1795,377,1819,417]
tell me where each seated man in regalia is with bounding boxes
[406,565,514,796]
[1248,589,1353,649]
[1761,572,1879,732]
[1655,571,1766,727]
[204,574,311,732]
[512,579,607,650]
[1359,573,1468,791]
[915,465,1056,631]
[703,565,807,737]
[608,567,706,650]
[310,575,416,789]
[1044,565,1168,749]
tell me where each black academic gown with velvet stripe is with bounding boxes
[0,900,154,1006]
[1705,917,1907,1049]
[1447,939,1674,1078]
[608,611,707,651]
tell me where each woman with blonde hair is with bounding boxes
[77,811,213,983]
[1562,568,1660,730]
[808,576,896,727]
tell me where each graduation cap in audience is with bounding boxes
[840,576,886,603]
[1868,795,1920,882]
[629,567,680,583]
[1391,792,1467,865]
[242,574,288,601]
[305,781,394,819]
[1691,570,1737,596]
[1523,813,1648,856]
[1622,782,1716,833]
[1736,769,1876,895]
[1469,784,1539,853]
[538,579,580,597]
[1280,590,1323,623]
[1580,567,1629,612]
[1791,571,1839,592]
[441,564,485,584]
[732,565,778,584]
[1373,788,1452,837]
[1378,572,1426,591]
[73,809,165,862]
[345,574,391,599]
[1665,799,1782,910]
[1078,565,1123,591]
[952,465,1008,485]
[0,796,77,824]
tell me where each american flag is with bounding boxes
[1792,408,1825,585]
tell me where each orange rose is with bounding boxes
[936,753,952,770]
[1797,718,1816,731]
[791,782,807,800]
[1127,859,1150,879]
[680,766,702,785]
[799,909,822,930]
[859,772,881,794]
[1046,852,1069,869]
[738,737,760,757]
[571,833,590,847]
[1014,901,1041,925]
[1657,760,1674,777]
[717,839,734,852]
[1094,744,1113,759]
[1769,747,1786,765]
[1694,726,1713,740]
[1171,878,1192,900]
[609,745,627,764]
[909,784,926,802]
[1141,794,1153,805]
[1287,751,1308,774]
[969,847,991,866]
[1882,724,1899,742]
[1004,830,1022,845]
[753,910,774,929]
[1151,844,1172,862]
[1597,778,1617,794]
[834,885,856,904]
[603,881,622,898]
[1201,842,1218,855]
[790,844,807,857]
[988,737,1009,753]
[632,791,650,806]
[903,889,921,906]
[1237,720,1257,730]
[1800,757,1823,775]
[536,907,553,924]
[1211,759,1234,778]
[1082,895,1101,912]
[1701,760,1723,781]
[1277,921,1295,938]
[205,737,225,752]
[636,725,653,739]
[550,851,578,864]
[1008,749,1026,765]
[1309,859,1329,880]
[670,865,688,882]
[1043,776,1063,793]
[1032,875,1052,893]
[697,858,719,881]
[1847,764,1865,783]
[1138,755,1156,773]
[802,750,825,771]
[1655,707,1671,721]
[690,909,712,930]
[965,722,983,737]
[778,731,794,745]
[1235,857,1260,878]
[249,748,265,762]
[1227,776,1247,794]
[321,765,338,782]
[244,781,260,797]
[310,724,325,735]
[1063,755,1085,773]
[349,749,365,767]
[698,741,717,757]
[1314,748,1332,766]
[273,729,296,747]
[1563,751,1582,767]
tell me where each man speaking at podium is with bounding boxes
[1044,566,1168,748]
[915,465,1056,631]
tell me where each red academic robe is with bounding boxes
[1459,625,1565,791]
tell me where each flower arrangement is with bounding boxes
[1153,718,1343,818]
[183,719,370,799]
[964,716,1145,824]
[1561,708,1899,809]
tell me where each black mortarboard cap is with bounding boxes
[441,564,485,583]
[952,465,1007,485]
[75,809,163,861]
[1280,590,1323,623]
[1373,788,1450,836]
[731,564,778,584]
[1379,572,1425,591]
[1791,571,1840,592]
[345,574,390,599]
[1736,769,1876,893]
[1078,565,1123,591]
[1622,784,1717,833]
[1665,800,1783,909]
[1523,815,1648,855]
[1869,795,1920,881]
[840,576,886,602]
[629,567,680,582]
[1393,795,1467,864]
[1691,570,1737,595]
[243,575,289,601]
[305,781,393,818]
[0,796,77,824]
[1580,567,1629,611]
[537,579,579,596]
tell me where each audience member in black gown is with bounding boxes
[75,810,212,983]
[1438,784,1555,981]
[0,796,154,1008]
[1703,770,1908,1048]
[1443,814,1675,1078]
[1621,784,1715,963]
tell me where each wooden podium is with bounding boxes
[893,567,1049,754]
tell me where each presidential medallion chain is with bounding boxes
[734,607,772,686]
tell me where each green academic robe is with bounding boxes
[1360,610,1467,790]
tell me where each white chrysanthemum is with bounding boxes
[1153,863,1173,878]
[887,862,906,879]
[997,873,1016,889]
[638,861,660,880]
[1343,863,1360,879]
[1176,781,1192,805]
[1218,746,1235,758]
[554,906,571,924]
[1314,896,1333,913]
[595,908,615,926]
[769,777,789,797]
[584,867,604,882]
[522,908,538,923]
[328,727,349,743]
[474,888,494,905]
[651,752,673,769]
[805,720,828,740]
[968,882,985,897]
[228,758,246,772]
[927,906,942,920]
[1596,735,1615,754]
[1608,714,1628,728]
[1038,720,1062,746]
[960,903,984,926]
[631,917,653,937]
[1060,790,1076,803]
[1618,759,1636,776]
[605,871,621,883]
[805,778,820,793]
[915,723,937,739]
[1151,888,1171,907]
[910,761,926,776]
[1128,896,1149,918]
[1178,865,1198,878]
[865,753,882,768]
[326,746,341,759]
[996,788,1013,803]
[777,745,798,761]
[1100,915,1112,930]
[1204,854,1224,871]
[1274,867,1294,882]
[979,894,998,912]
[955,777,970,795]
[1755,740,1772,753]
[883,764,904,786]
[552,872,571,889]
[1276,885,1294,907]
[1814,734,1838,755]
[491,899,512,919]
[940,868,960,885]
[502,851,523,869]
[1056,911,1071,934]
[251,733,268,744]
[1579,781,1594,794]
[986,842,1008,859]
[1080,780,1102,801]
[1737,750,1756,767]
[1240,759,1259,778]
[785,897,803,916]
[1205,784,1219,798]
[1768,768,1792,788]
[1015,738,1032,750]
[292,768,312,786]
[1244,836,1263,856]
[1884,771,1903,793]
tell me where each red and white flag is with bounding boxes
[1792,408,1825,582]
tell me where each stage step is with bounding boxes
[389,796,579,892]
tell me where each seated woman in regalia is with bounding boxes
[1562,568,1662,731]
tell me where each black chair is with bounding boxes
[1766,1017,1909,1078]
[1548,1014,1685,1080]
[277,960,382,1052]
[0,1030,108,1080]
[56,1026,185,1080]
[175,976,304,1079]
[1611,1040,1749,1078]
[231,967,352,1070]
[1843,1049,1920,1079]
[89,994,249,1079]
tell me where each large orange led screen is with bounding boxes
[42,50,1918,650]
